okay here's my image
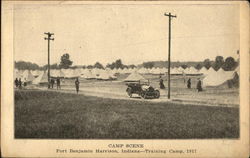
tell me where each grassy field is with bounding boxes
[15,90,239,139]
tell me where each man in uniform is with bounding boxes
[187,78,191,89]
[15,78,19,88]
[56,78,61,90]
[51,78,55,89]
[159,75,165,89]
[18,78,22,89]
[197,78,202,92]
[75,78,80,94]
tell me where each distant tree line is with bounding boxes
[15,61,40,70]
[142,61,202,69]
[142,56,238,71]
[15,53,238,71]
[15,55,136,70]
[195,56,238,71]
[105,59,136,69]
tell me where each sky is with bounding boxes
[14,3,240,66]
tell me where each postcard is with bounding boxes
[1,1,249,157]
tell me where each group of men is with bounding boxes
[49,78,80,94]
[49,78,61,89]
[14,78,25,89]
[159,76,203,92]
[15,76,80,94]
[187,78,203,92]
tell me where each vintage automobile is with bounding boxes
[126,83,160,99]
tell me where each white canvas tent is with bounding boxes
[161,67,168,74]
[119,68,128,74]
[199,67,208,75]
[128,68,137,73]
[106,70,117,79]
[207,67,216,74]
[79,69,89,77]
[184,67,201,75]
[74,68,82,75]
[51,69,65,78]
[138,67,151,74]
[64,69,80,78]
[171,67,182,75]
[21,70,35,82]
[234,66,239,75]
[31,70,40,77]
[217,68,225,73]
[97,71,112,80]
[84,70,97,79]
[32,71,48,85]
[202,69,236,87]
[138,68,145,74]
[91,68,102,76]
[14,69,22,79]
[117,68,123,74]
[177,67,184,73]
[153,67,164,75]
[124,72,148,82]
[61,68,69,74]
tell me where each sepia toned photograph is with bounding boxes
[2,1,249,157]
[12,3,241,140]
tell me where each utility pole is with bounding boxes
[164,12,176,99]
[44,32,54,89]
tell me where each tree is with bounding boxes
[195,63,202,70]
[94,62,104,69]
[15,61,40,70]
[106,63,112,69]
[59,53,73,69]
[143,62,154,68]
[105,59,125,69]
[50,63,59,69]
[213,56,224,71]
[222,57,237,71]
[203,59,212,69]
[114,59,123,69]
[128,64,136,69]
[87,65,93,69]
[181,64,188,69]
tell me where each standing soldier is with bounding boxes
[51,78,55,89]
[18,78,22,89]
[15,78,19,88]
[56,78,61,90]
[23,78,27,87]
[197,78,202,92]
[75,78,80,94]
[187,78,191,89]
[159,75,165,89]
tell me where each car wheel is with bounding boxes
[140,92,145,99]
[155,90,160,98]
[126,88,132,98]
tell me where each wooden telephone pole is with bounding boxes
[44,32,54,88]
[164,13,176,99]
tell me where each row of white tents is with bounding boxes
[123,67,239,87]
[15,66,214,78]
[14,66,239,87]
[203,67,239,87]
[15,69,120,84]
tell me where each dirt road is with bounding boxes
[36,85,239,108]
